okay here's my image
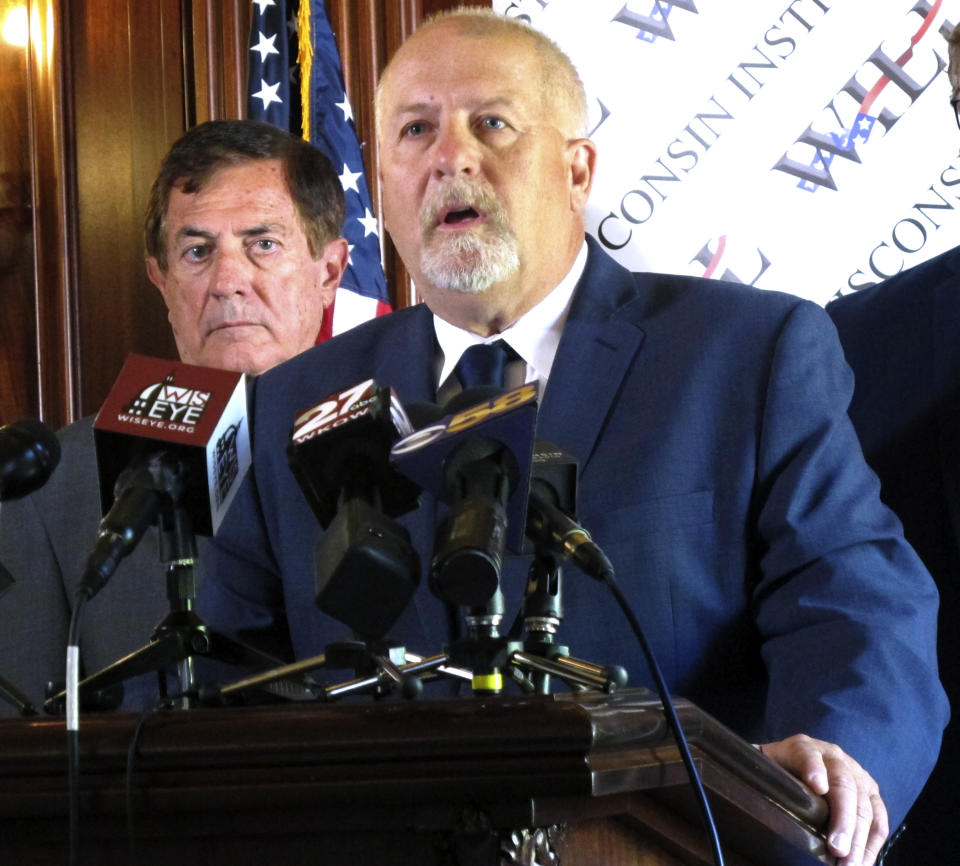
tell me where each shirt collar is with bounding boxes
[433,239,588,391]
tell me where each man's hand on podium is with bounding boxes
[759,734,888,866]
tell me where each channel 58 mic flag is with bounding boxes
[247,0,391,340]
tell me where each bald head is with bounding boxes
[376,8,588,141]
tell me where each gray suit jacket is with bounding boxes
[0,416,175,714]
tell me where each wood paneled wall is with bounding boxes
[3,0,483,430]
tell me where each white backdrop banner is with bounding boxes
[491,0,959,304]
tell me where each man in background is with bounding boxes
[825,22,960,864]
[201,11,946,866]
[0,119,347,716]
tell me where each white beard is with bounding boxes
[420,225,519,294]
[418,178,520,294]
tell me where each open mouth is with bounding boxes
[437,203,485,227]
[443,206,479,224]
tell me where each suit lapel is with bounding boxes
[538,239,647,471]
[370,304,439,405]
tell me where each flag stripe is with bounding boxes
[248,0,391,343]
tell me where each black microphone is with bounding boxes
[525,442,613,581]
[392,383,539,607]
[80,354,250,599]
[0,419,61,501]
[288,379,420,528]
[81,453,183,599]
[288,379,421,640]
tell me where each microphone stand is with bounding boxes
[209,639,423,703]
[0,672,36,715]
[446,589,513,695]
[196,556,627,705]
[196,548,627,705]
[197,500,476,705]
[205,641,472,704]
[46,477,293,714]
[507,553,627,694]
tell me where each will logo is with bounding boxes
[690,235,771,286]
[775,1,951,194]
[614,0,699,44]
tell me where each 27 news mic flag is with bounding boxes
[93,354,251,536]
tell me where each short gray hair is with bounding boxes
[375,7,588,140]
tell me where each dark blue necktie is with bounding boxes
[455,340,518,391]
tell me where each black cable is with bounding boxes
[600,568,725,866]
[125,695,177,866]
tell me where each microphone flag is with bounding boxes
[391,383,539,554]
[92,353,250,536]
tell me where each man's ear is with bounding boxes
[318,237,349,308]
[145,257,168,300]
[568,138,597,213]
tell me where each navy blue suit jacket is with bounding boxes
[828,246,960,862]
[205,238,946,831]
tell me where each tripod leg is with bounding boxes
[0,672,36,716]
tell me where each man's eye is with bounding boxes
[401,121,429,138]
[480,116,507,131]
[252,238,277,252]
[185,245,210,261]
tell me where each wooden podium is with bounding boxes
[0,689,829,865]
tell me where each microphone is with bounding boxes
[392,383,539,607]
[525,442,613,581]
[0,418,61,501]
[80,354,250,598]
[288,380,422,640]
[288,379,420,528]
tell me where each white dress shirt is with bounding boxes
[433,240,588,403]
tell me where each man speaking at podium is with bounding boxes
[202,11,947,866]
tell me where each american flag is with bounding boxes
[247,0,391,341]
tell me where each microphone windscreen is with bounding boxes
[287,379,419,528]
[391,382,540,553]
[0,418,61,501]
